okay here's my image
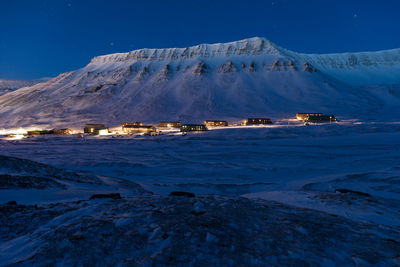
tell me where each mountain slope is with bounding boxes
[0,79,47,96]
[0,37,399,128]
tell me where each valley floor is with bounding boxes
[1,121,400,266]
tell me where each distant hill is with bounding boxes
[0,78,49,96]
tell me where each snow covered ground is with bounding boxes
[0,121,400,265]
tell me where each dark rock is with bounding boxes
[217,61,238,73]
[89,193,122,200]
[168,191,195,198]
[69,234,84,241]
[334,189,371,197]
[192,61,208,75]
[247,61,256,72]
[191,211,206,216]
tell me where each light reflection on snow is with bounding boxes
[4,134,25,140]
[0,128,29,135]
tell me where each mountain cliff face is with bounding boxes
[0,37,400,128]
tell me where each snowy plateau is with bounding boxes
[0,37,400,266]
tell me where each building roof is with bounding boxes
[85,124,105,127]
[123,122,143,126]
[122,125,154,128]
[296,113,323,115]
[307,115,335,118]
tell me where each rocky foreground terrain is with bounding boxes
[0,154,399,266]
[2,187,400,266]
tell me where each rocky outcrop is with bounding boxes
[155,64,171,82]
[304,62,317,73]
[217,61,238,73]
[192,61,208,75]
[135,66,151,81]
[247,61,256,72]
[268,59,297,72]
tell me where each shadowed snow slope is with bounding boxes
[0,155,150,204]
[1,37,400,128]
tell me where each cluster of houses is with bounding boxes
[23,113,337,137]
[83,124,109,135]
[295,113,337,123]
[27,128,73,136]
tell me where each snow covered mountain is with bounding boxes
[0,37,400,128]
[0,79,46,96]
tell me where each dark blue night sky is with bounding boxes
[1,0,399,79]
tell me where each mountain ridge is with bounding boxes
[89,37,400,65]
[89,37,287,64]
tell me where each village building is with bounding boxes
[180,124,208,132]
[53,128,73,135]
[27,130,53,136]
[158,121,181,128]
[122,122,143,127]
[83,124,109,135]
[305,115,337,123]
[296,113,323,121]
[245,118,273,125]
[204,120,229,127]
[122,125,156,134]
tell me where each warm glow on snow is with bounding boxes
[0,128,29,135]
[4,134,25,140]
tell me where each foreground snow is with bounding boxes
[1,122,400,265]
[1,194,399,266]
